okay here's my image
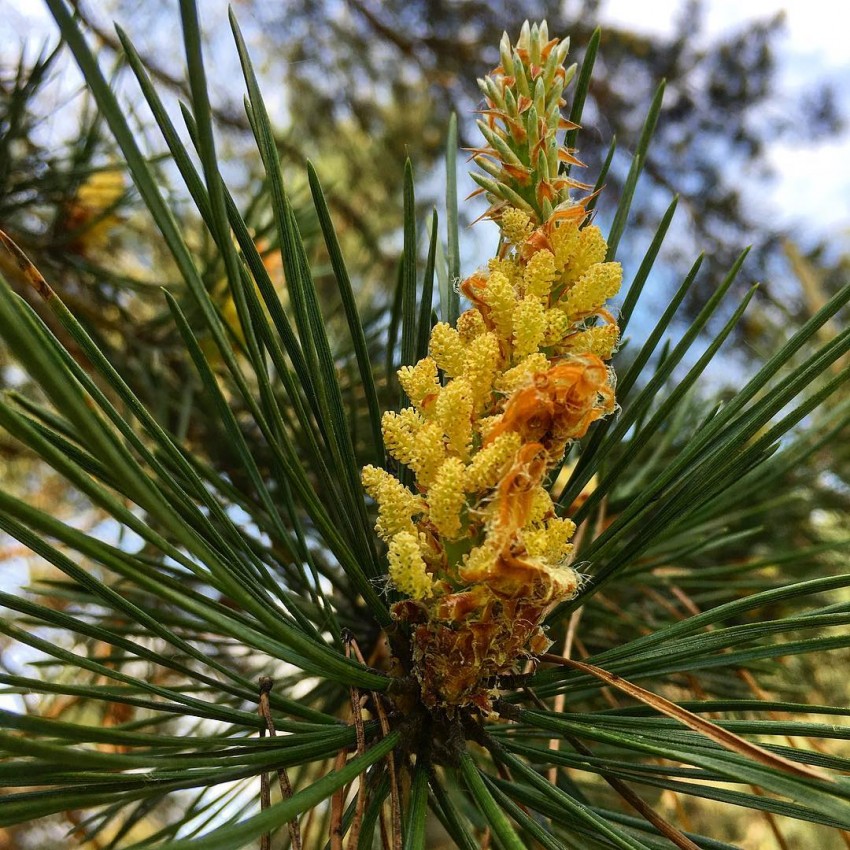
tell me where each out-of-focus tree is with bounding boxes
[90,0,844,298]
[4,0,845,355]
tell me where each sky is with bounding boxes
[601,0,850,234]
[4,0,849,240]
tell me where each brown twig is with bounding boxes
[547,615,577,786]
[546,497,607,780]
[378,803,391,850]
[258,677,302,850]
[329,748,349,850]
[347,634,402,850]
[344,636,368,849]
[258,685,272,850]
[749,785,792,850]
[671,583,846,849]
[301,795,320,849]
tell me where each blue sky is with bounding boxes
[602,0,850,235]
[5,0,848,240]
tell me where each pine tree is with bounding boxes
[1,5,850,848]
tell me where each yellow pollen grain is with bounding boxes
[387,531,434,599]
[488,257,522,287]
[462,332,501,410]
[482,270,516,341]
[562,225,607,286]
[409,420,447,488]
[513,296,547,358]
[550,219,581,270]
[428,458,467,539]
[494,353,550,394]
[381,408,423,467]
[562,323,619,359]
[435,377,474,458]
[501,207,534,244]
[457,309,487,342]
[476,414,503,443]
[542,307,572,346]
[527,486,556,526]
[429,323,466,377]
[459,542,497,584]
[523,249,557,299]
[397,357,439,409]
[524,516,576,562]
[464,432,522,491]
[361,465,424,540]
[563,261,622,321]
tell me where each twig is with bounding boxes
[378,803,391,850]
[674,584,840,849]
[258,677,302,850]
[749,785,792,850]
[258,686,271,850]
[347,634,402,850]
[329,748,349,850]
[546,497,606,780]
[345,635,368,849]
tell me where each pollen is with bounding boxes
[543,306,572,346]
[482,270,516,341]
[488,257,522,288]
[464,432,523,491]
[459,542,498,584]
[523,248,557,300]
[563,261,623,320]
[562,323,620,359]
[476,414,503,443]
[429,323,466,377]
[382,408,423,467]
[513,296,547,358]
[398,357,440,410]
[387,531,434,599]
[409,420,447,488]
[550,218,581,270]
[457,309,487,343]
[462,332,502,410]
[435,377,474,458]
[527,486,556,526]
[501,206,534,245]
[562,225,608,287]
[428,458,468,539]
[523,516,577,563]
[494,352,550,394]
[361,465,424,540]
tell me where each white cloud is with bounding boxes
[601,0,850,71]
[600,0,850,236]
[766,137,850,232]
